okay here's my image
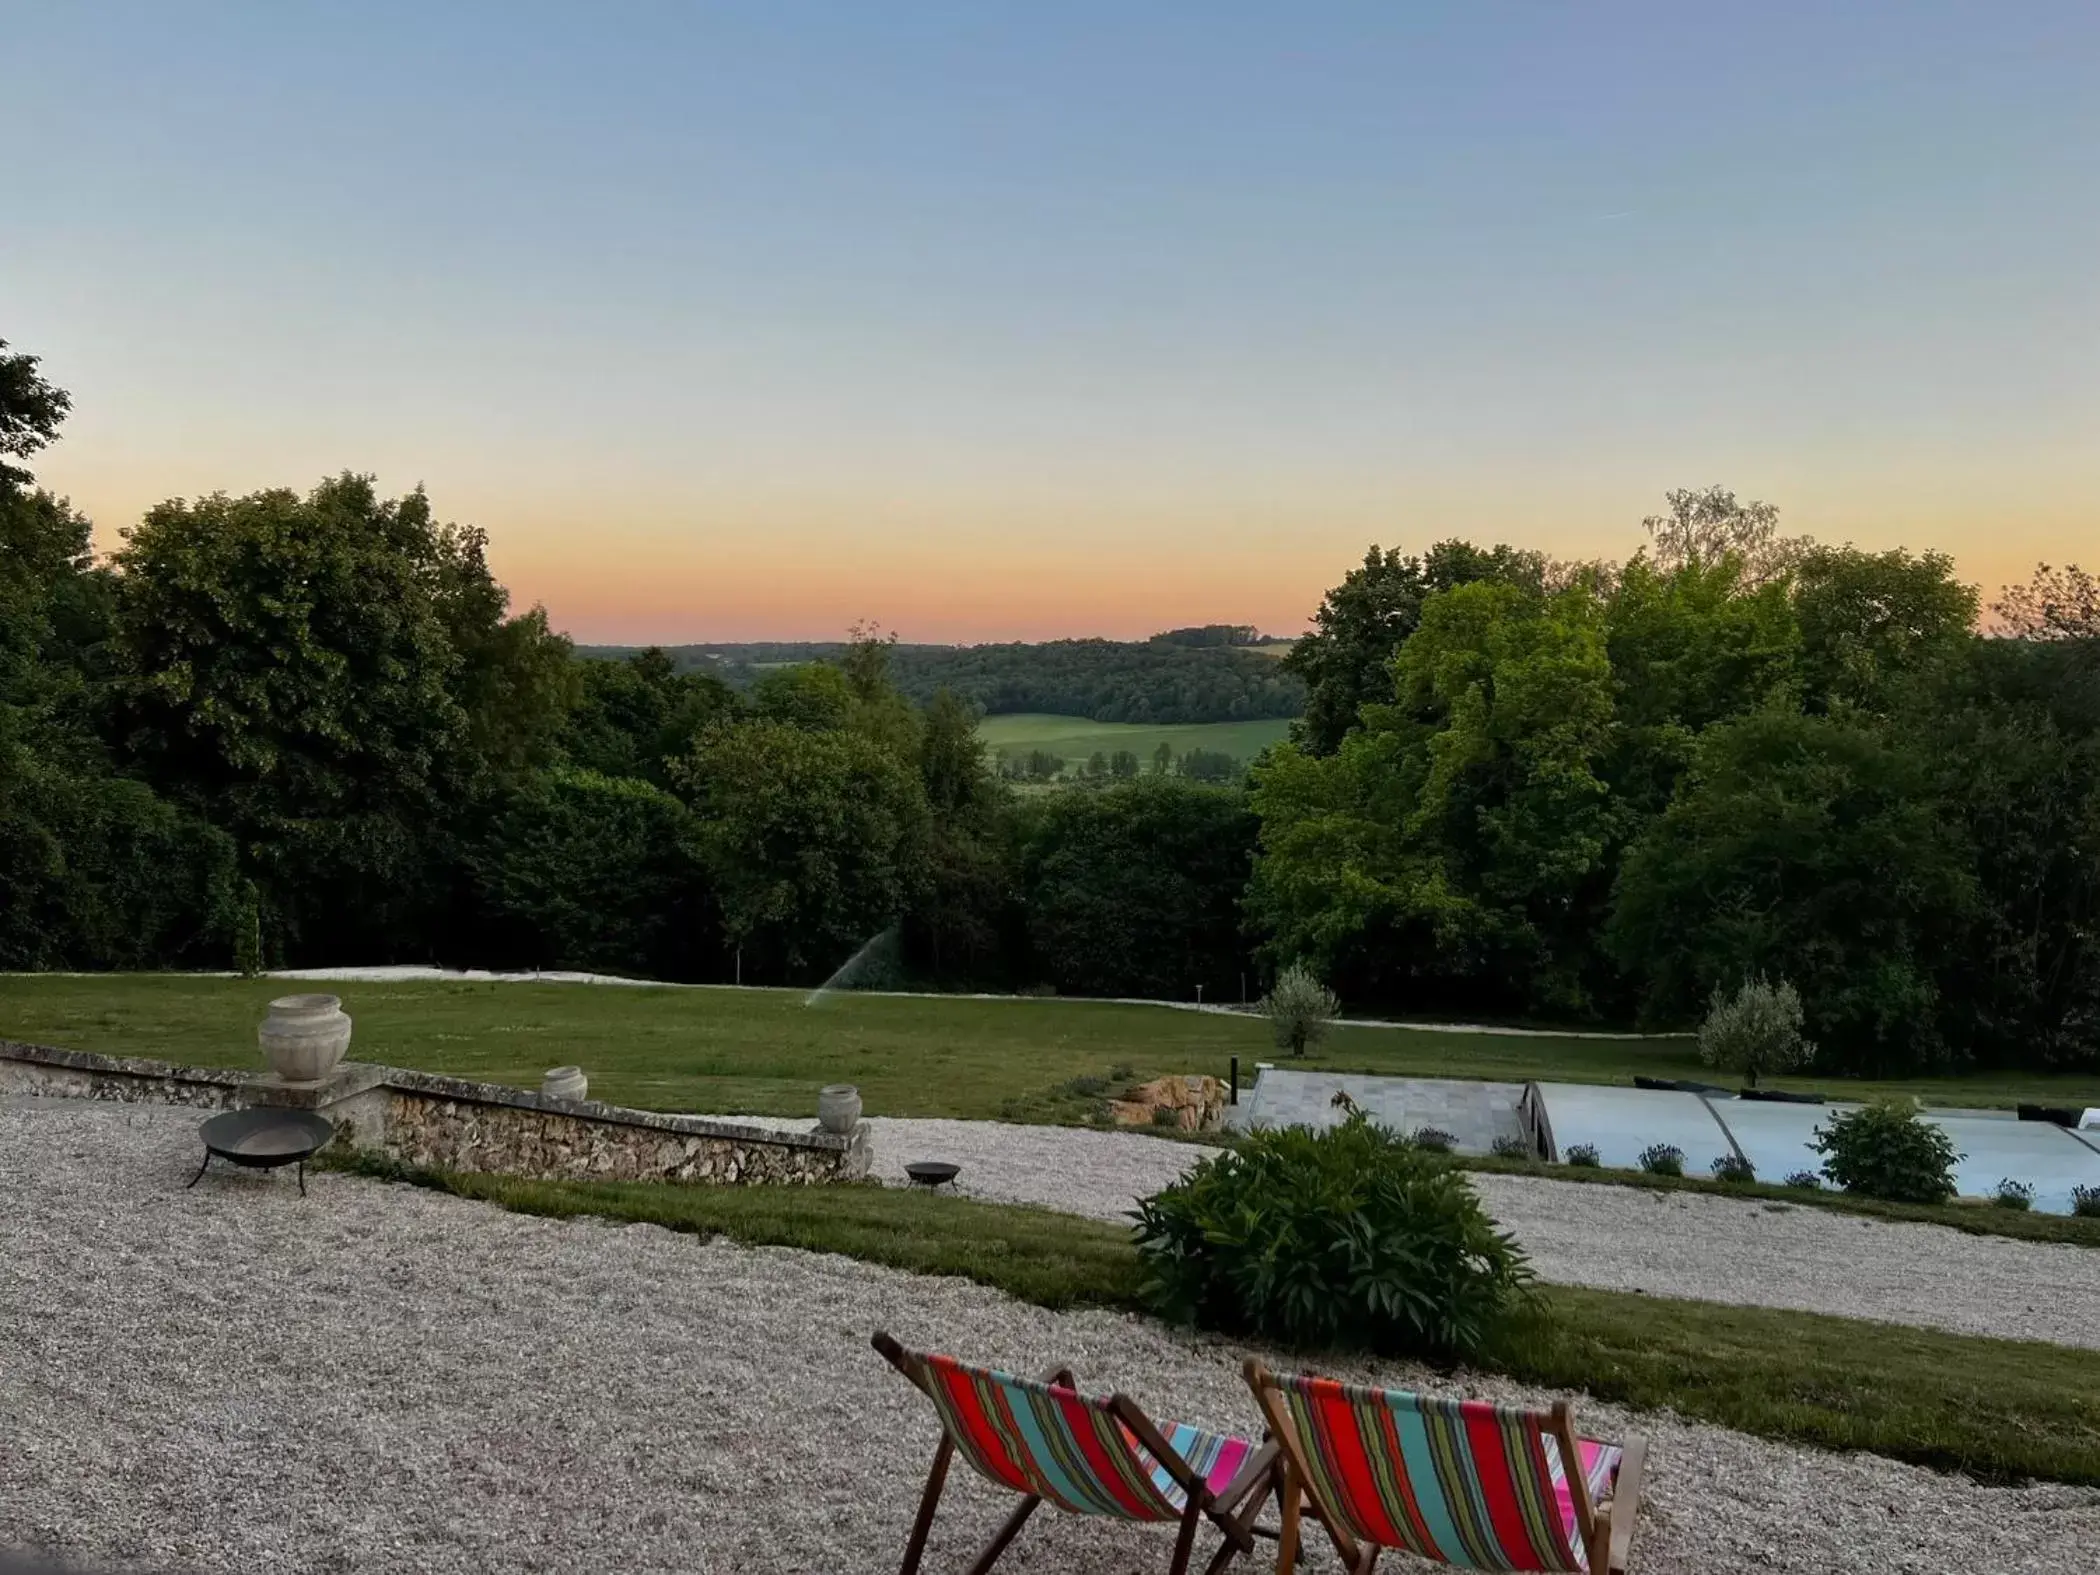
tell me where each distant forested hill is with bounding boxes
[574,636,1306,724]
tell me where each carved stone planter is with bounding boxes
[817,1083,862,1134]
[542,1066,588,1102]
[258,994,352,1084]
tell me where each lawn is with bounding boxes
[976,712,1293,772]
[344,1155,2100,1489]
[4,974,2095,1118]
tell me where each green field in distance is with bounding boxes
[975,713,1293,770]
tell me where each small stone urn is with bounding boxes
[542,1066,588,1102]
[817,1083,863,1134]
[259,994,352,1084]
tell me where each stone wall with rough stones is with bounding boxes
[0,1040,869,1186]
[383,1086,866,1185]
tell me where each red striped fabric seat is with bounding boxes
[921,1353,1255,1521]
[1274,1374,1622,1571]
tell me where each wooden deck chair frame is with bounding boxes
[873,1331,1281,1575]
[1243,1358,1647,1575]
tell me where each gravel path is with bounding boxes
[4,1101,2098,1575]
[738,1115,2100,1352]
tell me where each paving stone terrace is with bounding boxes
[0,1039,868,1186]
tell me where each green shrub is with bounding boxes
[1263,963,1339,1057]
[1784,1170,1823,1190]
[1150,1106,1180,1129]
[1710,1154,1757,1184]
[1410,1127,1457,1153]
[2074,1185,2100,1219]
[1638,1143,1685,1177]
[1993,1179,2034,1211]
[1697,974,1814,1089]
[1131,1110,1531,1360]
[1564,1143,1601,1168]
[1490,1135,1535,1160]
[1811,1099,1962,1204]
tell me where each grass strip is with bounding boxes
[1460,1154,2100,1249]
[334,1153,2100,1488]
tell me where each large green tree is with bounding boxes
[1252,580,1631,1014]
[470,767,710,978]
[1014,777,1258,1000]
[111,474,565,955]
[672,718,930,979]
[1281,540,1544,755]
[1607,710,1973,1073]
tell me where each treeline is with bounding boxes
[1261,493,2100,1075]
[995,743,1244,785]
[583,635,1304,724]
[6,335,2097,1078]
[0,339,1261,1002]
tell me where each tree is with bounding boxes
[1607,710,1972,1074]
[1175,747,1239,783]
[1792,546,1977,713]
[109,474,499,955]
[1109,749,1140,780]
[1908,637,2100,1069]
[1014,778,1258,999]
[1994,562,2099,643]
[1697,975,1814,1087]
[1263,963,1339,1056]
[0,338,71,491]
[470,767,708,978]
[672,719,930,979]
[564,648,739,786]
[1640,485,1813,587]
[1150,741,1174,776]
[1281,540,1543,755]
[1251,580,1632,1016]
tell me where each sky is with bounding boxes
[6,2,2096,643]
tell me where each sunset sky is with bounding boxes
[8,2,2096,643]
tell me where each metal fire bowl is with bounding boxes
[190,1107,337,1197]
[199,1107,337,1166]
[904,1161,961,1189]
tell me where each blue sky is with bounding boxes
[7,2,2095,639]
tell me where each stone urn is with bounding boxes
[258,994,352,1084]
[817,1083,863,1134]
[542,1066,588,1102]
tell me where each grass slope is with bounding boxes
[5,975,2095,1117]
[976,713,1292,770]
[341,1156,2100,1488]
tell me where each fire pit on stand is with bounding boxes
[904,1161,960,1191]
[189,1108,336,1197]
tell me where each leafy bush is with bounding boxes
[1131,1110,1531,1360]
[2074,1184,2100,1219]
[1992,1178,2034,1211]
[1150,1106,1180,1129]
[1564,1143,1601,1168]
[1263,963,1339,1056]
[1711,1154,1757,1184]
[1637,1143,1685,1177]
[1784,1170,1823,1190]
[1409,1127,1456,1153]
[1811,1099,1962,1204]
[1697,974,1815,1088]
[1490,1135,1535,1160]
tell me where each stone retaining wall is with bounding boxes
[0,1039,867,1186]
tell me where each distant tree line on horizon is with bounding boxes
[578,632,1303,725]
[4,333,2097,1076]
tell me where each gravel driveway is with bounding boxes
[4,1100,2098,1575]
[751,1115,2100,1352]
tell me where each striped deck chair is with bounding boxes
[872,1332,1280,1575]
[1243,1360,1646,1575]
